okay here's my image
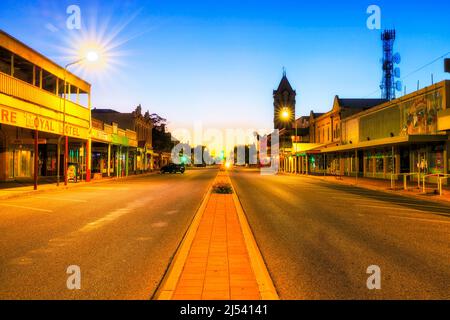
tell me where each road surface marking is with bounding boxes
[358,205,432,214]
[79,208,130,232]
[0,203,53,213]
[9,256,33,266]
[331,195,410,201]
[82,187,130,191]
[35,196,87,203]
[334,198,448,210]
[164,210,178,215]
[78,199,147,233]
[151,221,168,228]
[387,215,450,224]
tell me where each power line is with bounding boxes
[401,51,450,80]
[363,51,450,98]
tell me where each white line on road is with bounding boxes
[333,198,449,210]
[358,205,431,214]
[387,215,450,224]
[83,187,130,191]
[35,196,87,203]
[331,195,410,201]
[0,203,53,213]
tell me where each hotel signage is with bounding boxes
[0,105,88,139]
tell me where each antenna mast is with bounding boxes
[380,29,401,100]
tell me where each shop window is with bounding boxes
[387,156,395,173]
[375,157,384,173]
[9,147,33,178]
[429,148,444,174]
[42,69,57,94]
[13,54,34,84]
[366,154,374,174]
[0,47,12,75]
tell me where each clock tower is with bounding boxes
[273,70,296,130]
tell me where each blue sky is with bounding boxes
[1,0,449,133]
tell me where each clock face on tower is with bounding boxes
[273,74,296,130]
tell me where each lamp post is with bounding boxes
[57,51,99,186]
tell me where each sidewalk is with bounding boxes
[155,171,278,300]
[282,172,450,204]
[0,172,158,200]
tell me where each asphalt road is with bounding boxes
[0,169,217,299]
[230,168,450,300]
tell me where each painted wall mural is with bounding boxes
[400,89,443,135]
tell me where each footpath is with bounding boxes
[282,172,450,204]
[0,172,158,201]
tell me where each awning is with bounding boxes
[315,134,448,154]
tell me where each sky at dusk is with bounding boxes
[1,0,449,138]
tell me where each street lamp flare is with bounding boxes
[86,51,99,62]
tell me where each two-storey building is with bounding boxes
[0,30,91,185]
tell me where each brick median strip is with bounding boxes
[154,171,278,300]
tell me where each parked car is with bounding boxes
[160,163,186,174]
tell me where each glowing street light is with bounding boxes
[86,50,99,62]
[280,108,290,120]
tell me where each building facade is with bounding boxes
[280,80,450,185]
[92,106,154,174]
[0,30,91,184]
[0,31,155,186]
[91,118,138,178]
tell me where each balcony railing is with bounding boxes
[0,71,89,121]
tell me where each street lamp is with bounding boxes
[57,50,99,186]
[279,107,298,152]
[280,108,290,121]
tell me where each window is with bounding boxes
[78,89,89,107]
[58,78,65,97]
[42,69,57,94]
[68,86,79,103]
[375,157,384,173]
[34,67,42,87]
[13,54,34,84]
[0,47,12,75]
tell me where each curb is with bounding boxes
[228,176,279,300]
[152,175,216,300]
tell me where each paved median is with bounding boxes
[154,171,278,300]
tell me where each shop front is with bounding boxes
[0,116,89,183]
[90,123,138,179]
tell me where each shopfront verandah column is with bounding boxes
[107,143,111,177]
[34,129,38,190]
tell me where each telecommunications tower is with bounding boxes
[380,29,402,100]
